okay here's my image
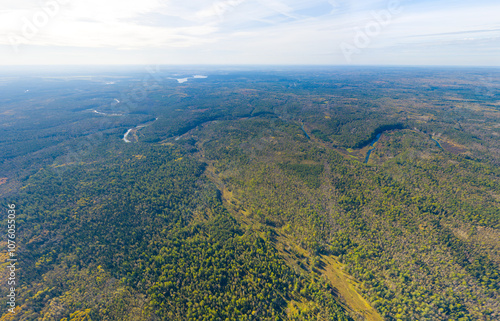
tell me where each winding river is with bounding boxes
[123,129,133,143]
[123,118,158,143]
[364,133,382,163]
[430,137,443,149]
[301,125,310,139]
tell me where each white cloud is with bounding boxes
[0,0,499,65]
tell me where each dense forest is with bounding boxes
[0,67,499,320]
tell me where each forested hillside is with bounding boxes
[1,67,499,320]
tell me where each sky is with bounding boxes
[1,0,499,66]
